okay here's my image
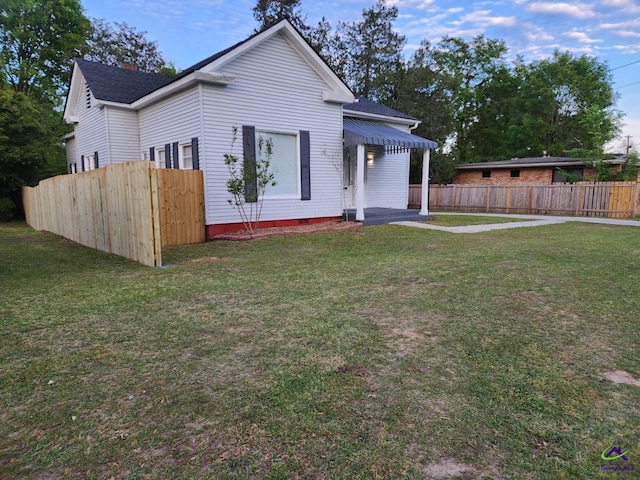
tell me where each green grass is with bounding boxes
[427,213,535,226]
[2,220,639,479]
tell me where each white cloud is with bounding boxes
[461,10,517,28]
[564,29,602,44]
[527,2,596,18]
[388,0,435,9]
[599,0,640,12]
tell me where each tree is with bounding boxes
[0,0,89,101]
[0,89,63,219]
[427,35,509,165]
[253,0,309,33]
[393,42,454,183]
[503,51,620,159]
[337,0,405,101]
[84,18,175,74]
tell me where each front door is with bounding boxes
[343,148,354,208]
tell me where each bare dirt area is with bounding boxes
[212,220,362,240]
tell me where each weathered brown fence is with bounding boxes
[23,161,205,267]
[409,182,639,218]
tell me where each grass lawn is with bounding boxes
[426,214,535,226]
[1,221,639,479]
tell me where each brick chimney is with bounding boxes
[121,63,138,71]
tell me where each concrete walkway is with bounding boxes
[391,212,640,234]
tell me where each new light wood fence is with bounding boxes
[23,161,205,267]
[409,182,639,218]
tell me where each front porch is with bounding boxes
[344,207,431,226]
[343,118,438,222]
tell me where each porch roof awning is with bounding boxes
[343,118,438,149]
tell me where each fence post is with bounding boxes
[505,185,511,214]
[149,163,163,267]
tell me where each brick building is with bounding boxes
[453,156,628,185]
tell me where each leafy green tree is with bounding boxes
[0,89,64,219]
[427,35,509,165]
[84,18,176,74]
[0,0,89,101]
[253,0,309,33]
[337,0,405,101]
[503,51,620,159]
[393,42,454,183]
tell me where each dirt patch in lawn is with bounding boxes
[422,459,475,479]
[212,220,362,240]
[602,369,640,386]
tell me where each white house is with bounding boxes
[62,20,437,238]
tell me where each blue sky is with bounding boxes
[81,0,640,153]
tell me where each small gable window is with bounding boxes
[482,170,491,178]
[510,169,520,178]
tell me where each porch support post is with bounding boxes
[355,143,365,221]
[420,148,430,216]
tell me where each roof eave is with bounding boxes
[343,109,418,125]
[131,71,236,109]
[62,62,82,123]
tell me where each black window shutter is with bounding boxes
[149,147,155,163]
[164,144,171,168]
[172,142,179,169]
[191,137,199,170]
[68,163,72,174]
[242,126,257,202]
[80,155,85,172]
[94,151,99,169]
[300,130,311,200]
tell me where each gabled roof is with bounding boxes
[456,156,628,170]
[74,59,173,103]
[63,19,354,122]
[344,97,417,122]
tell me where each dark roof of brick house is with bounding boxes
[456,156,627,170]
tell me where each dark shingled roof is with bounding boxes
[456,156,627,169]
[75,59,174,103]
[344,96,417,121]
[75,22,268,104]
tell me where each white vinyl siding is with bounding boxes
[73,77,107,169]
[138,89,201,170]
[65,136,77,173]
[365,122,412,209]
[200,32,344,226]
[105,108,141,164]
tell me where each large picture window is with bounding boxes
[257,130,298,197]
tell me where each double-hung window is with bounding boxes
[181,144,193,170]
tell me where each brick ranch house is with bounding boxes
[453,156,630,184]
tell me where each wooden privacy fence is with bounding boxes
[23,161,205,267]
[409,182,639,218]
